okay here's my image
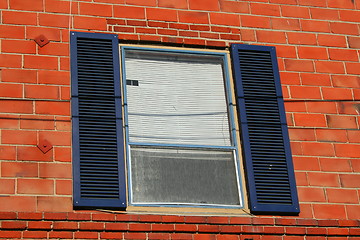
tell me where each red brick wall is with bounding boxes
[0,0,359,238]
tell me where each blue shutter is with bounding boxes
[231,44,299,215]
[71,32,126,208]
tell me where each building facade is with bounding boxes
[0,0,359,239]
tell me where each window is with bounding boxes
[71,32,299,215]
[122,47,242,208]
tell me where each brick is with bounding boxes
[322,87,353,100]
[23,230,49,238]
[0,179,16,194]
[290,86,321,99]
[80,222,105,231]
[252,217,274,225]
[326,115,357,129]
[35,101,70,116]
[301,73,331,87]
[340,10,360,22]
[198,224,220,232]
[328,0,356,9]
[297,187,326,202]
[284,59,314,72]
[340,174,360,188]
[310,8,339,20]
[346,62,360,75]
[318,34,347,47]
[54,147,71,162]
[348,130,360,143]
[189,0,219,11]
[241,15,270,28]
[1,130,37,145]
[124,232,147,240]
[210,12,240,26]
[24,55,58,70]
[73,16,107,31]
[25,85,60,100]
[330,22,359,35]
[17,179,54,195]
[147,8,177,22]
[74,231,99,239]
[306,227,327,235]
[17,212,43,220]
[20,115,55,130]
[43,212,67,220]
[2,39,36,54]
[346,205,360,220]
[100,232,124,239]
[39,13,70,28]
[284,102,306,112]
[0,196,36,212]
[158,0,187,9]
[175,224,198,232]
[251,2,280,16]
[45,0,78,13]
[315,61,345,74]
[256,30,286,43]
[17,146,53,162]
[0,114,18,129]
[1,221,27,229]
[275,45,297,58]
[148,233,172,240]
[38,42,69,56]
[56,179,72,195]
[37,196,72,212]
[298,47,328,60]
[152,223,175,231]
[288,32,317,45]
[1,162,38,177]
[285,226,306,235]
[39,162,72,178]
[0,24,25,38]
[327,189,359,204]
[0,83,23,98]
[281,5,310,18]
[9,0,43,10]
[0,230,22,238]
[92,213,116,221]
[193,234,216,240]
[308,172,340,187]
[332,75,360,88]
[0,54,22,68]
[0,212,17,220]
[271,18,300,31]
[28,221,52,229]
[178,11,209,24]
[49,231,73,239]
[53,221,78,230]
[2,11,37,25]
[219,1,249,13]
[301,19,330,33]
[313,204,346,219]
[105,222,129,230]
[289,129,316,141]
[2,69,37,84]
[79,2,112,17]
[316,129,348,142]
[26,26,61,41]
[293,156,320,171]
[113,5,145,19]
[329,49,358,62]
[263,226,285,234]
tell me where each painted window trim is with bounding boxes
[120,45,245,209]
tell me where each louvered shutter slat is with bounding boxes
[71,32,126,209]
[231,44,299,215]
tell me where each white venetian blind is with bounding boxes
[124,50,231,146]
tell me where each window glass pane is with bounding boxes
[130,146,240,206]
[125,50,231,146]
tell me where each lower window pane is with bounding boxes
[130,146,241,206]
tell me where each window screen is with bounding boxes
[122,47,242,207]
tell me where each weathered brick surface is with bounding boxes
[0,0,359,238]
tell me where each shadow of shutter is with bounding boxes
[231,44,299,215]
[71,32,126,209]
